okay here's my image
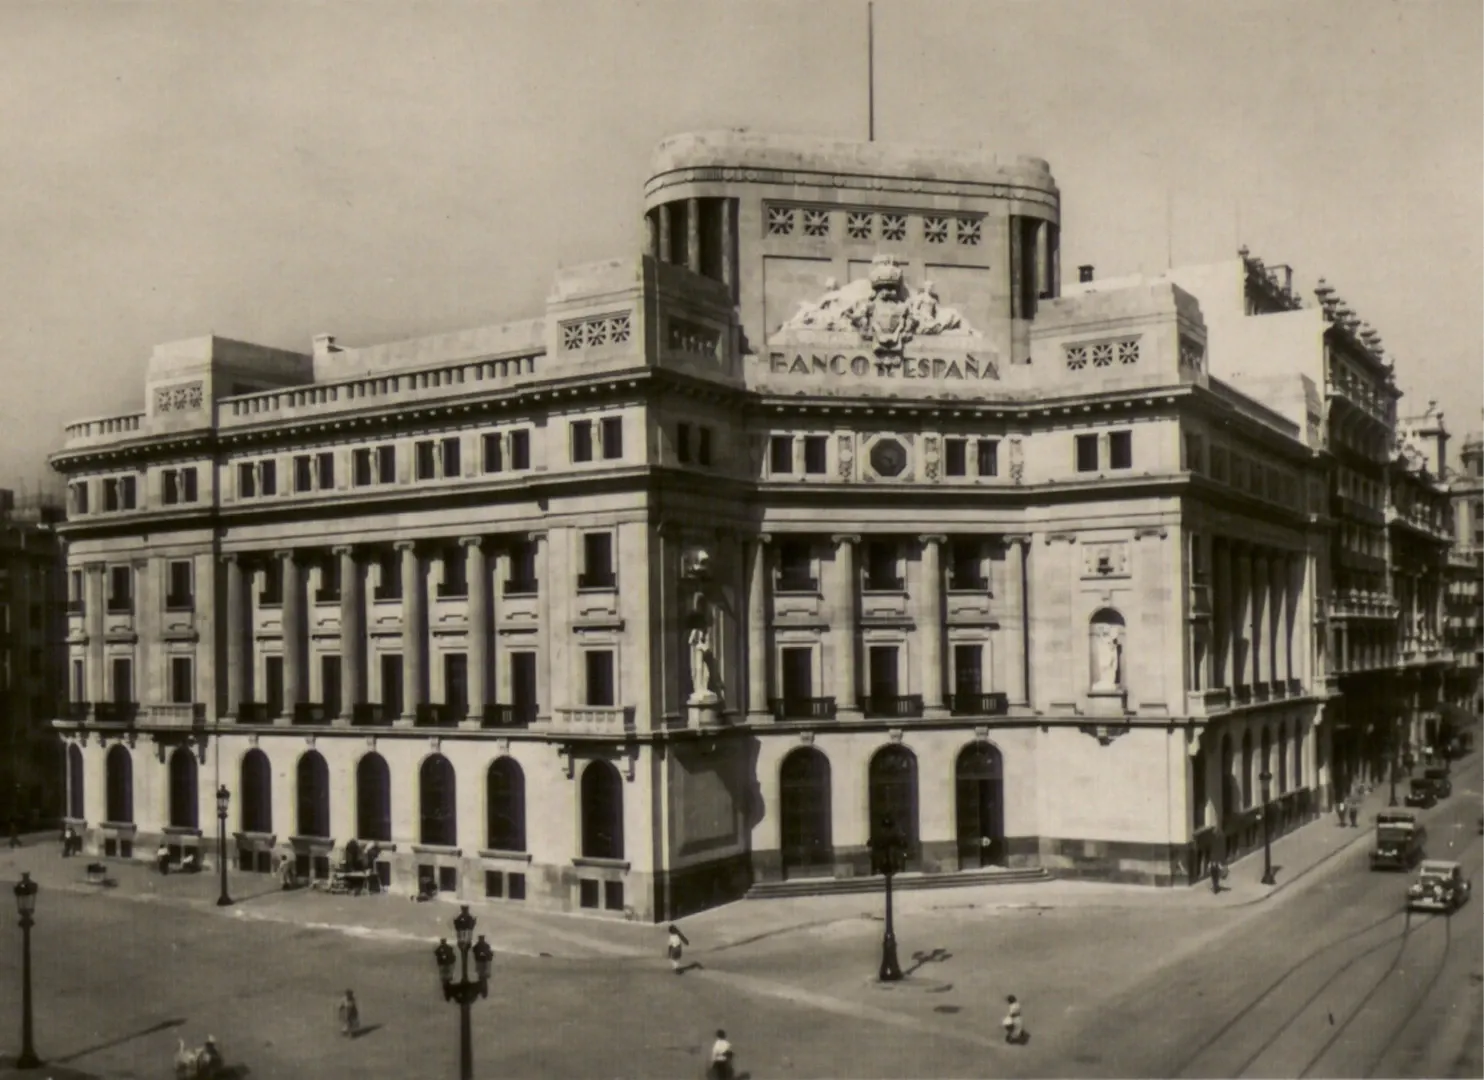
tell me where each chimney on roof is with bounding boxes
[1078,265,1095,283]
[312,334,340,359]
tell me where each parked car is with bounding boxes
[1403,780,1438,809]
[1407,860,1471,913]
[1422,767,1452,798]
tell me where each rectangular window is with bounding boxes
[580,533,615,589]
[571,420,594,463]
[600,416,624,459]
[380,654,402,712]
[170,657,193,705]
[868,645,899,699]
[438,867,457,893]
[294,455,314,493]
[444,653,468,715]
[72,659,85,704]
[264,656,284,719]
[507,541,538,594]
[374,550,401,601]
[507,872,526,900]
[579,879,600,909]
[770,436,794,474]
[585,650,616,707]
[482,433,504,473]
[510,651,538,723]
[944,438,967,477]
[71,482,89,514]
[316,452,335,490]
[111,657,133,704]
[353,448,373,487]
[441,437,461,477]
[676,423,692,463]
[1210,446,1228,484]
[1109,431,1132,470]
[69,570,83,612]
[949,539,985,590]
[376,445,396,484]
[259,560,283,606]
[776,540,814,592]
[510,429,531,470]
[1075,434,1099,473]
[321,655,341,712]
[120,476,136,509]
[163,470,180,505]
[977,439,999,477]
[485,870,504,899]
[803,435,828,475]
[439,549,467,598]
[603,880,624,911]
[181,467,197,502]
[780,647,813,701]
[103,478,119,511]
[166,560,193,610]
[238,463,257,498]
[1184,433,1204,474]
[316,557,341,603]
[259,460,277,496]
[108,566,133,613]
[698,427,713,467]
[415,441,436,481]
[953,644,983,703]
[864,541,902,591]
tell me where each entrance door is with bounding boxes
[510,652,537,724]
[780,647,812,703]
[779,748,832,878]
[954,644,982,704]
[868,645,898,705]
[955,743,1004,869]
[110,657,132,704]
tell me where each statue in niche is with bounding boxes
[686,590,721,705]
[1089,611,1126,692]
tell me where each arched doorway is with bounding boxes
[240,749,272,834]
[296,751,331,838]
[66,744,84,820]
[868,745,919,870]
[357,753,391,841]
[486,757,526,852]
[168,748,198,829]
[779,748,832,879]
[955,742,1004,869]
[420,754,457,847]
[580,760,623,860]
[105,746,133,823]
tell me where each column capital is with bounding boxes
[458,536,485,550]
[830,534,861,546]
[273,548,298,562]
[752,533,773,546]
[526,530,548,546]
[220,552,241,565]
[83,560,106,573]
[393,540,417,553]
[1003,534,1033,548]
[331,545,357,558]
[918,534,948,547]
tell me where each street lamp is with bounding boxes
[13,871,41,1069]
[869,814,908,982]
[1259,771,1276,886]
[215,785,233,907]
[433,906,493,1080]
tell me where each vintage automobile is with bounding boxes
[1407,860,1472,913]
[1403,780,1438,809]
[1371,811,1427,871]
[1422,767,1452,799]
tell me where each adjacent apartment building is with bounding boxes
[51,130,1333,920]
[1446,427,1483,718]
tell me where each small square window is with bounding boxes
[1110,431,1133,470]
[1075,434,1099,473]
[579,879,600,908]
[438,866,457,893]
[676,423,692,463]
[510,430,531,470]
[697,427,712,467]
[571,421,594,463]
[977,439,999,477]
[803,436,828,475]
[944,438,967,477]
[484,870,503,899]
[603,880,625,911]
[508,872,526,900]
[600,417,624,459]
[770,436,794,474]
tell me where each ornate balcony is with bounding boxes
[543,706,635,736]
[415,703,463,728]
[947,692,1009,716]
[481,703,536,729]
[351,703,395,727]
[769,696,838,722]
[863,694,925,719]
[292,702,332,725]
[94,702,139,725]
[1186,688,1232,715]
[143,703,205,727]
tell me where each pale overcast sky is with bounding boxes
[1,0,1479,490]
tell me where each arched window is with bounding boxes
[1089,608,1127,691]
[168,748,199,829]
[420,754,457,847]
[296,751,330,838]
[486,758,526,852]
[779,748,832,878]
[955,742,1004,868]
[580,760,624,860]
[1277,723,1289,794]
[105,745,133,824]
[1241,730,1255,809]
[240,749,272,834]
[67,744,84,820]
[1219,733,1236,821]
[356,754,391,841]
[868,745,920,868]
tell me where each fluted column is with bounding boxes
[463,537,489,723]
[1005,536,1030,706]
[831,535,861,716]
[277,550,302,724]
[223,555,246,718]
[919,535,947,714]
[1213,540,1233,689]
[686,197,701,272]
[397,541,423,724]
[745,534,772,722]
[335,546,361,723]
[85,562,105,706]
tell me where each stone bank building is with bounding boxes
[51,131,1336,920]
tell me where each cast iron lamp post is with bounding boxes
[869,814,908,982]
[434,905,493,1080]
[215,785,233,907]
[13,871,41,1069]
[1259,771,1276,886]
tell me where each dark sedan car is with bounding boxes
[1403,781,1438,809]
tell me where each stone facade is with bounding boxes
[50,130,1332,919]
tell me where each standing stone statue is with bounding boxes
[686,591,720,705]
[1091,623,1124,691]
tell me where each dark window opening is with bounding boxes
[376,445,396,484]
[1075,434,1099,473]
[864,541,902,591]
[949,540,986,590]
[482,433,504,473]
[600,417,624,459]
[977,439,999,477]
[166,560,193,610]
[803,435,828,475]
[415,441,437,481]
[294,455,314,493]
[676,423,692,463]
[1110,431,1133,470]
[944,438,967,477]
[571,421,594,463]
[441,437,461,477]
[585,650,616,707]
[777,540,815,592]
[770,436,794,474]
[510,430,531,470]
[317,452,335,489]
[697,427,712,466]
[580,760,624,860]
[353,448,373,487]
[580,533,615,589]
[258,460,277,496]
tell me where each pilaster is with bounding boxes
[746,534,772,722]
[1004,535,1031,706]
[277,550,302,723]
[918,535,947,716]
[397,541,423,724]
[463,537,489,720]
[335,546,362,723]
[831,535,860,718]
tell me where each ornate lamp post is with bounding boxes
[13,872,41,1069]
[215,785,233,907]
[869,814,908,982]
[434,905,493,1080]
[1259,771,1276,886]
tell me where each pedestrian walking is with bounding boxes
[1336,799,1347,827]
[1003,994,1025,1044]
[707,1029,734,1080]
[667,924,691,974]
[336,990,360,1037]
[156,841,171,875]
[61,826,74,857]
[1347,803,1359,828]
[1208,858,1225,894]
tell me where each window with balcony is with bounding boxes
[317,452,334,490]
[867,645,900,701]
[510,429,531,470]
[321,655,341,714]
[510,651,538,724]
[259,560,283,607]
[506,540,539,595]
[776,540,815,592]
[294,455,314,493]
[166,560,193,611]
[585,649,615,707]
[71,482,89,515]
[600,417,624,460]
[863,541,902,591]
[482,432,504,473]
[170,656,193,705]
[571,420,594,463]
[1110,431,1133,470]
[376,445,396,484]
[1075,434,1099,473]
[264,656,283,719]
[949,540,986,590]
[108,566,133,614]
[803,435,828,475]
[441,437,461,477]
[580,532,615,589]
[698,427,712,467]
[415,441,437,481]
[110,657,133,705]
[944,438,967,477]
[353,448,373,487]
[952,644,984,710]
[676,423,692,463]
[438,549,467,598]
[770,435,794,474]
[780,647,813,703]
[977,438,999,477]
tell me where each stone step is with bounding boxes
[745,866,1051,900]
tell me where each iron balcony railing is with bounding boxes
[351,703,396,727]
[863,694,925,719]
[236,701,268,724]
[94,702,139,725]
[947,692,1009,716]
[481,703,537,729]
[292,702,332,725]
[769,696,838,722]
[415,703,463,728]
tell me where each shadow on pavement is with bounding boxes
[51,1016,187,1064]
[350,1023,384,1040]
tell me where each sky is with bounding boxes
[1,0,1479,492]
